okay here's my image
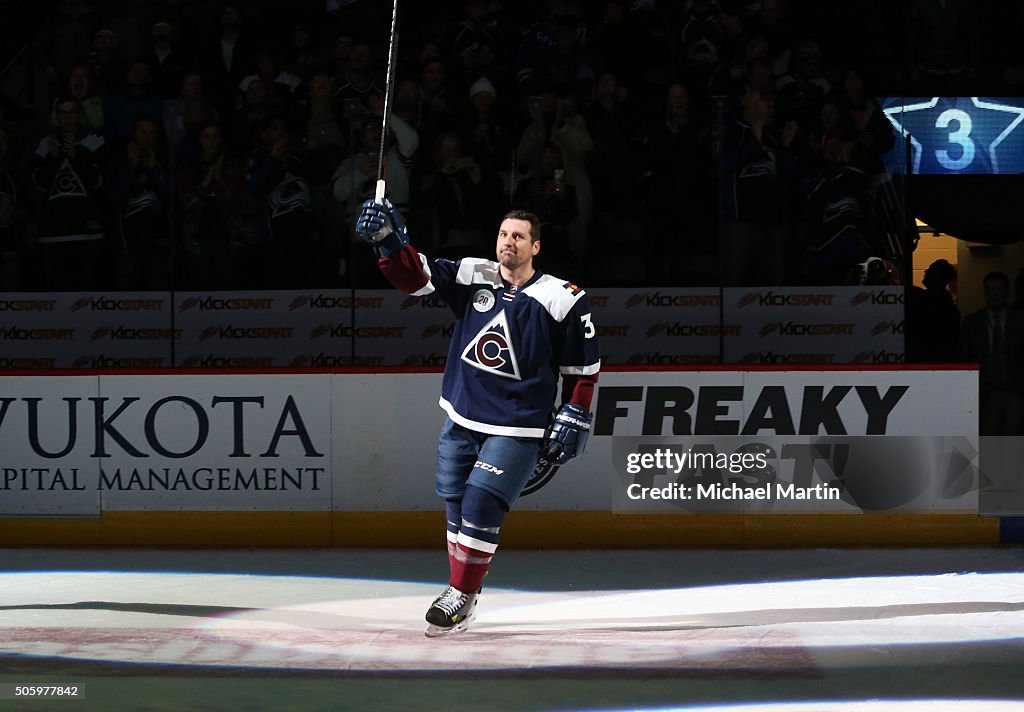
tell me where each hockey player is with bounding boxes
[355,201,600,637]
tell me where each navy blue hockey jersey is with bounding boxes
[384,248,601,438]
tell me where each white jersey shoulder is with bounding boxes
[522,273,585,322]
[35,132,105,157]
[80,132,104,153]
[456,257,503,287]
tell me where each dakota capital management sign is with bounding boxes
[0,374,333,515]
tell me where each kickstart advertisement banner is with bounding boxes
[0,369,987,517]
[0,287,903,368]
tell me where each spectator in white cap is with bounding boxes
[469,77,496,104]
[458,76,514,191]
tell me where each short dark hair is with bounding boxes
[984,271,1010,289]
[925,258,956,285]
[502,209,541,242]
[134,113,159,130]
[55,95,82,111]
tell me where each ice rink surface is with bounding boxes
[1,547,1023,712]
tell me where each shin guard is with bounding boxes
[450,485,508,593]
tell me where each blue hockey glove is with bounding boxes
[355,197,409,257]
[541,403,592,465]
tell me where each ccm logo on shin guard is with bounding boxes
[474,461,505,475]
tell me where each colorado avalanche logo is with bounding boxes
[739,155,777,179]
[124,189,161,218]
[461,311,521,380]
[50,158,88,200]
[270,172,312,218]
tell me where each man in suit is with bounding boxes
[962,271,1024,435]
[198,4,256,120]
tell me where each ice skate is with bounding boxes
[424,585,479,637]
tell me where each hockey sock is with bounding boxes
[444,498,462,579]
[450,484,508,593]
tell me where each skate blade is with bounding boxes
[423,612,475,638]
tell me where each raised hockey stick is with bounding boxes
[375,0,400,203]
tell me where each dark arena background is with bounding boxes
[0,1,1022,710]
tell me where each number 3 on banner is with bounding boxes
[935,109,975,171]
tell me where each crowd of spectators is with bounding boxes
[0,0,1016,291]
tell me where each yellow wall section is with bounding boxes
[914,220,1024,318]
[912,227,959,287]
[0,511,999,547]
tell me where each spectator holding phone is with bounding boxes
[109,115,170,289]
[516,88,593,265]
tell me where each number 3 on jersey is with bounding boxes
[580,313,595,339]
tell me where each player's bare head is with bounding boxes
[502,210,540,243]
[497,211,541,272]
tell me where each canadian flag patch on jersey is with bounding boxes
[461,310,521,380]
